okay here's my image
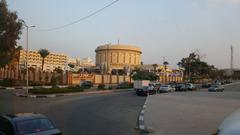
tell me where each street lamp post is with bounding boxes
[21,20,35,95]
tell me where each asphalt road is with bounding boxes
[145,82,240,135]
[0,90,146,135]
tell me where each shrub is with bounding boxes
[0,79,14,87]
[98,84,105,90]
[29,87,84,94]
[116,82,133,89]
[51,77,57,86]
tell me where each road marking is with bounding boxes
[139,116,144,121]
[139,125,145,130]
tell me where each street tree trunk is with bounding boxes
[42,59,44,71]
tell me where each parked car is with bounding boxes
[202,82,211,88]
[159,85,175,93]
[80,80,93,88]
[208,85,224,92]
[136,86,156,96]
[213,109,240,135]
[116,81,133,89]
[185,83,196,91]
[175,84,188,91]
[225,80,233,84]
[0,113,62,135]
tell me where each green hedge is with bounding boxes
[0,79,14,87]
[29,87,84,94]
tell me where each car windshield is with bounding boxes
[212,85,219,88]
[16,118,55,135]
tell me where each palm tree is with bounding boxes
[8,46,23,70]
[38,49,50,71]
[152,64,158,72]
[163,61,169,82]
[163,61,169,69]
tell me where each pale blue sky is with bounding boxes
[7,0,240,69]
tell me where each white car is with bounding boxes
[213,109,240,135]
[185,83,196,90]
[159,85,174,93]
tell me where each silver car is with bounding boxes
[159,85,175,93]
[208,85,224,92]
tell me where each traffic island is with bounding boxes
[14,87,132,98]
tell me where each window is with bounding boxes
[16,118,55,135]
[0,117,14,135]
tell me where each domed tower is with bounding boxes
[95,44,142,72]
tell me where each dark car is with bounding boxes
[225,80,232,84]
[0,113,62,135]
[175,84,188,91]
[80,80,93,88]
[136,86,156,96]
[208,85,224,92]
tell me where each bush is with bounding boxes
[116,82,133,89]
[98,84,105,90]
[29,81,44,86]
[0,79,14,87]
[108,86,112,90]
[51,77,57,86]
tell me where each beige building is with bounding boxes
[141,64,184,83]
[19,50,67,71]
[95,44,142,71]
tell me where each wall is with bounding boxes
[0,68,68,85]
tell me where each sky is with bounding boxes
[6,0,240,69]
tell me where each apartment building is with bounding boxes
[19,50,67,71]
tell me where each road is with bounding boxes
[145,82,240,135]
[0,90,146,135]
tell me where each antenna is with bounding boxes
[162,56,167,64]
[117,38,120,44]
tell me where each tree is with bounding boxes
[152,64,158,72]
[178,52,218,81]
[38,49,50,70]
[163,61,169,70]
[131,69,159,81]
[0,0,23,67]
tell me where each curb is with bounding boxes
[138,97,151,134]
[139,102,147,130]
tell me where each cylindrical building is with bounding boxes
[95,44,142,71]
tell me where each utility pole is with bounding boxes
[230,45,234,77]
[20,20,35,95]
[106,44,110,88]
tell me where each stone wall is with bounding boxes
[0,68,68,85]
[68,73,133,85]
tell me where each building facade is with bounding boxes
[81,57,95,67]
[19,50,67,71]
[141,64,184,83]
[95,44,142,72]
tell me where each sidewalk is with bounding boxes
[142,81,240,135]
